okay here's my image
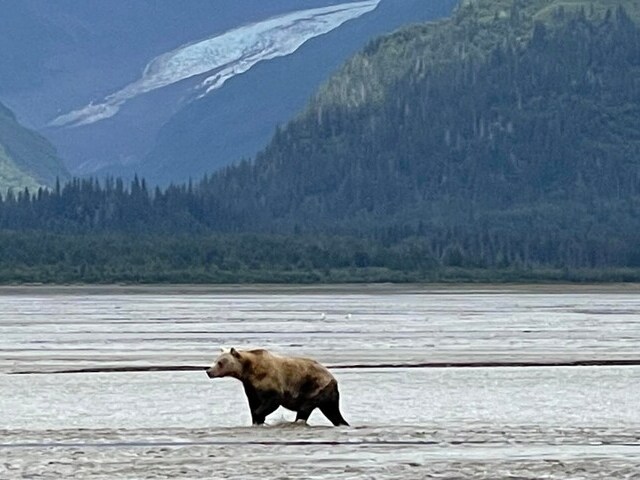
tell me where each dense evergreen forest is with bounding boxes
[1,3,640,283]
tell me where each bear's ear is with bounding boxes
[230,347,241,358]
[220,347,231,353]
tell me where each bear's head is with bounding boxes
[206,347,244,379]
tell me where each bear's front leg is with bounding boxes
[243,382,280,425]
[242,382,261,424]
[251,392,280,425]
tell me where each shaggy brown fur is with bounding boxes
[207,348,349,426]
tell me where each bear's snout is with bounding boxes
[206,368,216,378]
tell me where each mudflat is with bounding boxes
[1,285,639,478]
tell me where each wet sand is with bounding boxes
[1,285,640,478]
[3,427,639,479]
[2,283,639,373]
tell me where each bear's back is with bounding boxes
[243,349,334,393]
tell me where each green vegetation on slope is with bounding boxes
[313,0,640,110]
[0,102,69,192]
[0,144,41,193]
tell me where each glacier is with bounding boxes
[50,0,381,128]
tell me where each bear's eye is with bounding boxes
[217,360,223,368]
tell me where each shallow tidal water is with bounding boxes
[1,284,639,479]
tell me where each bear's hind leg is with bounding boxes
[295,406,316,424]
[318,382,349,426]
[319,401,349,426]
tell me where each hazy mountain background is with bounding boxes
[0,0,456,188]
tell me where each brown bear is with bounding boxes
[206,347,349,426]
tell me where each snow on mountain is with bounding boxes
[50,0,380,128]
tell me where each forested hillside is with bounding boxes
[205,1,640,227]
[0,103,69,192]
[200,2,640,269]
[1,1,640,282]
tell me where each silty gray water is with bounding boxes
[1,285,639,479]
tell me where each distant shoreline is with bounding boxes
[0,279,639,295]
